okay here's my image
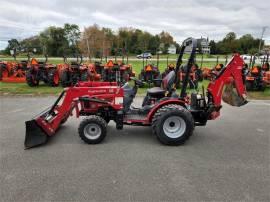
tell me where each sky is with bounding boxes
[0,0,269,50]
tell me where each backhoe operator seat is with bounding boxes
[147,70,176,96]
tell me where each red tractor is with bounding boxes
[24,38,248,149]
[26,55,60,87]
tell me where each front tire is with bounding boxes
[78,116,107,144]
[152,104,194,145]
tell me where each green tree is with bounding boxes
[4,39,20,55]
[159,31,174,54]
[209,40,217,54]
[20,36,42,54]
[40,26,69,56]
[64,23,81,54]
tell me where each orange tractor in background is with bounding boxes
[245,54,269,91]
[262,62,270,87]
[0,51,29,83]
[102,59,135,83]
[245,65,265,91]
[59,55,101,87]
[161,63,176,78]
[26,55,60,87]
[177,64,203,89]
[202,64,224,80]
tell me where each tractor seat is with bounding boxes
[146,71,175,96]
[147,87,165,96]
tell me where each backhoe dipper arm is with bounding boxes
[206,54,247,118]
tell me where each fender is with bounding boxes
[147,98,186,123]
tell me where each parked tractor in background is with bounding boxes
[102,60,134,83]
[138,64,162,87]
[244,54,268,91]
[0,50,29,83]
[262,62,270,87]
[162,63,176,78]
[176,64,203,89]
[26,55,60,87]
[245,65,265,91]
[60,55,90,87]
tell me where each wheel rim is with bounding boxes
[163,116,186,138]
[84,123,102,140]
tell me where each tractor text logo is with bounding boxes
[88,89,107,94]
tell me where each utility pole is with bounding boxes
[258,26,268,54]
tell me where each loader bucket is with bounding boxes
[24,91,66,149]
[222,83,248,107]
[25,120,49,149]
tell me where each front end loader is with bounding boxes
[24,38,248,149]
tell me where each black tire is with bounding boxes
[154,74,162,87]
[138,73,144,87]
[61,70,71,87]
[78,115,107,144]
[103,116,110,124]
[152,104,194,145]
[26,68,39,87]
[259,82,266,91]
[0,65,4,80]
[80,71,88,81]
[48,69,59,87]
[245,81,253,91]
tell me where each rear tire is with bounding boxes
[245,81,253,91]
[26,68,39,87]
[48,69,59,87]
[61,70,71,87]
[78,116,107,144]
[152,104,194,145]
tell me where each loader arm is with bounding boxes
[206,54,248,119]
[25,84,123,148]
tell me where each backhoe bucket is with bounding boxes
[25,119,49,149]
[222,84,248,107]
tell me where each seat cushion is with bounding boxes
[147,87,166,95]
